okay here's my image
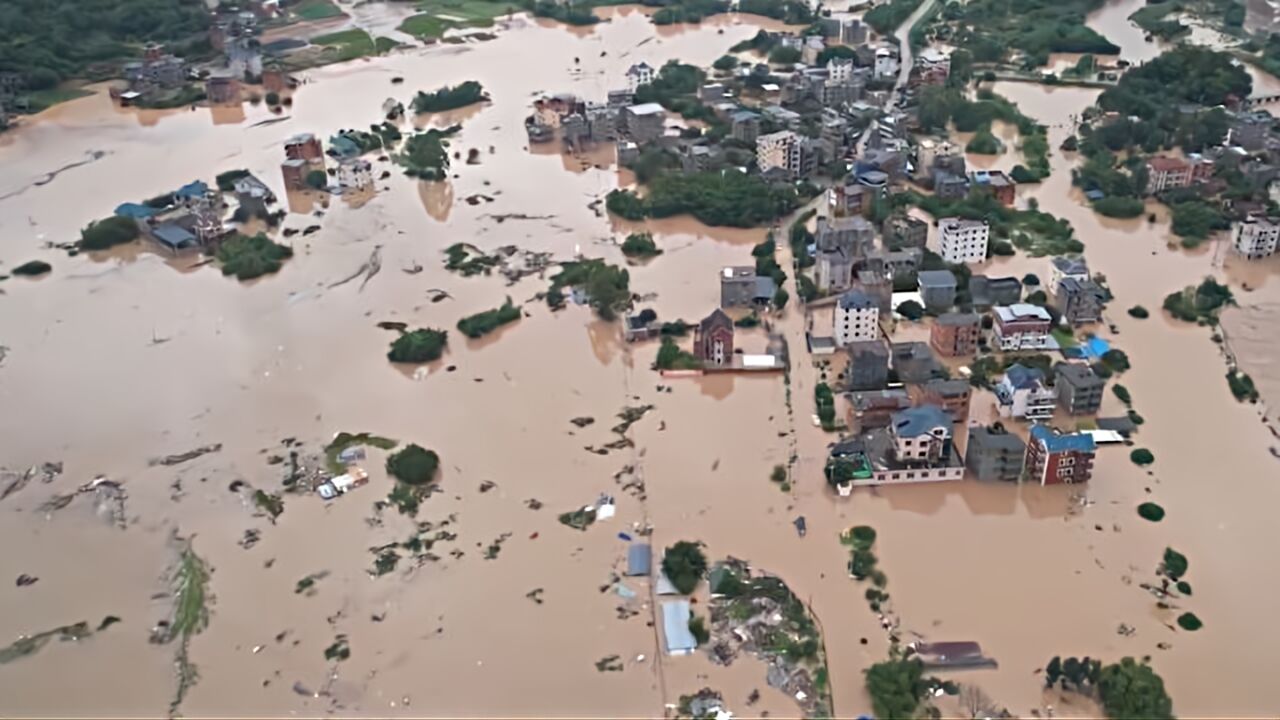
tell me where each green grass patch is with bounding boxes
[295,0,344,20]
[400,13,453,39]
[417,0,513,21]
[1051,327,1078,349]
[311,29,392,62]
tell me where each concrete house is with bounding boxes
[1055,277,1105,325]
[938,217,989,264]
[626,62,655,91]
[890,341,943,384]
[991,304,1053,351]
[1025,425,1096,485]
[694,309,734,366]
[969,275,1022,309]
[884,214,928,249]
[930,312,980,357]
[730,110,761,144]
[816,247,854,294]
[1049,256,1089,294]
[846,340,890,391]
[913,378,972,421]
[1232,215,1280,259]
[1146,155,1193,194]
[996,363,1056,420]
[835,289,881,345]
[969,169,1015,206]
[965,425,1026,481]
[847,389,911,431]
[1054,363,1105,415]
[817,215,876,257]
[623,103,666,143]
[918,270,957,311]
[720,266,775,308]
[338,158,373,191]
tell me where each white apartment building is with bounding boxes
[827,58,854,84]
[756,130,798,175]
[938,217,989,264]
[1233,215,1280,259]
[873,47,899,80]
[626,62,655,92]
[834,289,880,345]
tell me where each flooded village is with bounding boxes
[4,0,1280,717]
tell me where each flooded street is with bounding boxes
[2,2,1280,718]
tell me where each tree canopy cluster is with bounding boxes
[79,216,141,251]
[661,541,707,594]
[456,298,522,338]
[864,0,923,34]
[387,328,448,363]
[216,233,294,281]
[607,171,801,228]
[0,0,210,90]
[386,444,440,486]
[942,0,1118,67]
[412,81,488,113]
[1098,46,1250,121]
[548,259,631,320]
[396,128,455,180]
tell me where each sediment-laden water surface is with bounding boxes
[3,2,1280,718]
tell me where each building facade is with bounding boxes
[1146,156,1193,194]
[991,304,1053,351]
[996,364,1056,420]
[938,217,989,264]
[1233,215,1280,258]
[1025,425,1097,485]
[1054,363,1105,415]
[835,289,881,345]
[846,340,890,391]
[694,309,734,366]
[930,312,980,357]
[1055,277,1105,325]
[965,425,1026,481]
[756,130,798,175]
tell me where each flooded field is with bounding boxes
[3,2,1280,718]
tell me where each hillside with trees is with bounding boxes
[0,0,210,90]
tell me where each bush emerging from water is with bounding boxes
[1176,612,1202,631]
[1175,580,1192,595]
[456,298,521,338]
[1137,502,1165,522]
[1161,547,1188,581]
[846,525,877,551]
[1113,384,1132,406]
[620,232,662,258]
[387,328,447,363]
[385,443,439,486]
[217,233,294,280]
[80,216,140,250]
[12,260,51,276]
[662,541,707,594]
[1130,448,1154,466]
[1128,305,1149,319]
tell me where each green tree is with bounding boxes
[661,541,707,594]
[385,444,440,485]
[1096,658,1173,720]
[305,169,327,189]
[864,658,927,719]
[897,300,924,320]
[1130,448,1154,466]
[768,46,801,64]
[387,328,448,363]
[412,81,487,112]
[712,55,738,70]
[80,216,140,250]
[621,232,662,258]
[1161,548,1188,580]
[773,286,789,310]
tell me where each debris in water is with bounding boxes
[594,655,624,672]
[1,462,62,503]
[323,635,351,661]
[570,416,595,428]
[0,618,113,665]
[295,571,330,595]
[478,480,497,493]
[153,535,211,717]
[483,533,512,559]
[97,616,122,631]
[149,444,222,467]
[329,246,383,291]
[15,574,38,587]
[525,498,543,510]
[377,321,409,332]
[526,588,545,604]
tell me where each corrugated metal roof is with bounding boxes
[661,601,697,655]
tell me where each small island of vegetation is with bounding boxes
[412,81,489,113]
[216,233,294,281]
[387,328,448,363]
[457,298,522,338]
[396,128,457,180]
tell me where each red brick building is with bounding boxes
[930,312,980,357]
[1025,425,1096,485]
[694,309,734,366]
[284,133,324,163]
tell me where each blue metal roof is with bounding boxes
[1004,363,1045,389]
[1030,424,1096,453]
[891,405,951,437]
[174,180,209,200]
[151,223,197,249]
[114,202,158,219]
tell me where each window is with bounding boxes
[906,472,915,479]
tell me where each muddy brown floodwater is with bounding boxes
[3,3,1280,718]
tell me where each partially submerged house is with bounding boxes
[661,600,697,656]
[964,425,1026,481]
[1025,425,1096,485]
[694,309,735,366]
[996,363,1056,420]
